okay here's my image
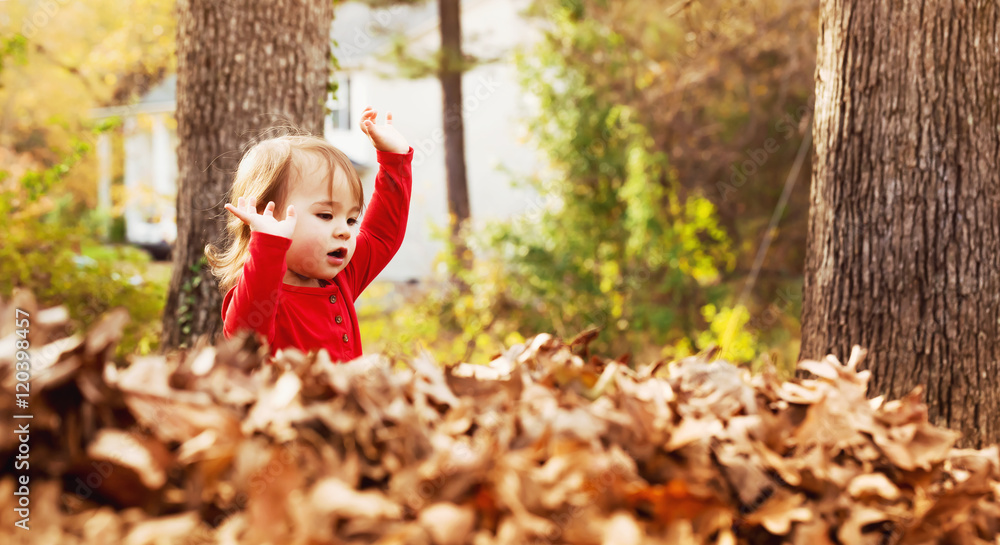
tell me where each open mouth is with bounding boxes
[328,249,347,258]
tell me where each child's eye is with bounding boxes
[317,213,333,220]
[348,218,358,226]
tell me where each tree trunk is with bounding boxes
[163,0,333,350]
[438,0,472,269]
[800,0,1000,447]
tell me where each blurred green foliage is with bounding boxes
[0,138,167,361]
[0,1,814,371]
[363,0,816,373]
[0,1,177,359]
[1,0,177,209]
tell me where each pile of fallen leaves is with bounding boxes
[1,291,998,545]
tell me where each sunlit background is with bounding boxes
[0,0,818,372]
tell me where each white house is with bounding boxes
[92,0,545,283]
[91,77,179,252]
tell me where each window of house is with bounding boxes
[328,75,351,130]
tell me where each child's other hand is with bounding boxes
[360,106,410,154]
[224,196,297,239]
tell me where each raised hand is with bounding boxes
[360,106,410,154]
[224,196,297,239]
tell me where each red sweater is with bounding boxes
[221,147,413,360]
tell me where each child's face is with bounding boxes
[280,153,360,286]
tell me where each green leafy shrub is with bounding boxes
[360,0,817,371]
[0,140,166,360]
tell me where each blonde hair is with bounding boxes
[206,133,364,293]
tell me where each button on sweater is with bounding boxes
[220,147,413,360]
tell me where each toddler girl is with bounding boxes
[206,107,413,360]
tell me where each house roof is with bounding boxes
[139,73,177,105]
[89,73,177,118]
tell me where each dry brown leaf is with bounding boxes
[602,510,644,545]
[84,308,130,357]
[122,512,203,545]
[848,473,902,501]
[744,491,812,535]
[837,506,892,545]
[2,295,998,545]
[310,478,404,519]
[86,429,172,490]
[418,502,476,545]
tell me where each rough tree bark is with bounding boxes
[439,0,472,267]
[800,0,1000,447]
[162,0,334,349]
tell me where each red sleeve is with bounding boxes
[344,147,413,296]
[221,231,292,340]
